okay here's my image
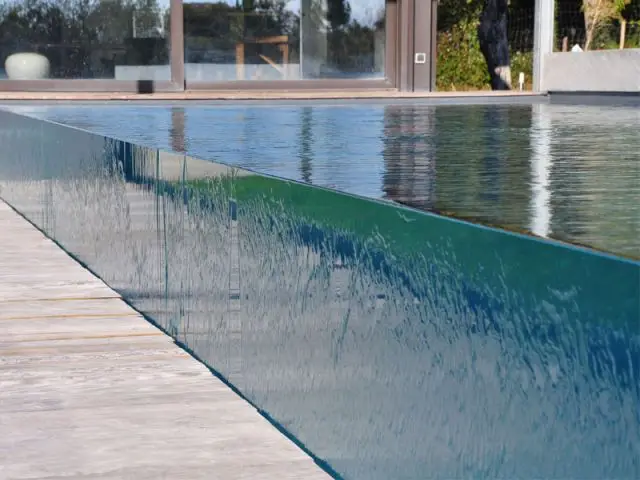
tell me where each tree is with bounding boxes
[583,0,631,50]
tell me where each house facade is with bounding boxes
[0,0,438,93]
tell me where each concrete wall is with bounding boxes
[542,49,640,93]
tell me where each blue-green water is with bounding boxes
[3,101,638,259]
[0,107,638,479]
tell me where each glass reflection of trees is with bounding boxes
[184,0,385,77]
[0,0,385,80]
[0,0,169,78]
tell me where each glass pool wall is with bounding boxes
[0,110,638,479]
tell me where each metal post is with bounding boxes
[413,0,435,91]
[532,0,555,92]
[430,0,438,91]
[398,0,415,91]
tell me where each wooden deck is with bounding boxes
[0,200,331,480]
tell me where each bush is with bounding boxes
[510,50,534,89]
[436,18,534,91]
[436,19,489,90]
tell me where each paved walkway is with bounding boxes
[0,200,330,480]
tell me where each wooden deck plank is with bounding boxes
[0,200,331,480]
[0,299,136,320]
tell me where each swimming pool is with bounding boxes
[0,103,638,479]
[3,98,638,259]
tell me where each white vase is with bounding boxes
[5,52,50,80]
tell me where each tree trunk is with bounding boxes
[619,19,627,49]
[583,0,603,52]
[478,0,512,90]
[584,10,594,50]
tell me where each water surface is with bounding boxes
[3,102,639,258]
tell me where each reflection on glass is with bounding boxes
[183,0,385,81]
[0,0,170,80]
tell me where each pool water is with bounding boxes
[3,101,639,259]
[4,101,638,259]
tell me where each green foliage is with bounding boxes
[589,17,640,49]
[582,0,632,49]
[436,16,534,91]
[437,0,482,32]
[436,19,489,91]
[510,50,533,89]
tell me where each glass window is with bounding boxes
[0,0,170,80]
[183,0,385,82]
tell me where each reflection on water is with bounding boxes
[0,111,638,479]
[4,102,639,258]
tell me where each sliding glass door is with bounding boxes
[182,0,393,87]
[0,0,413,91]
